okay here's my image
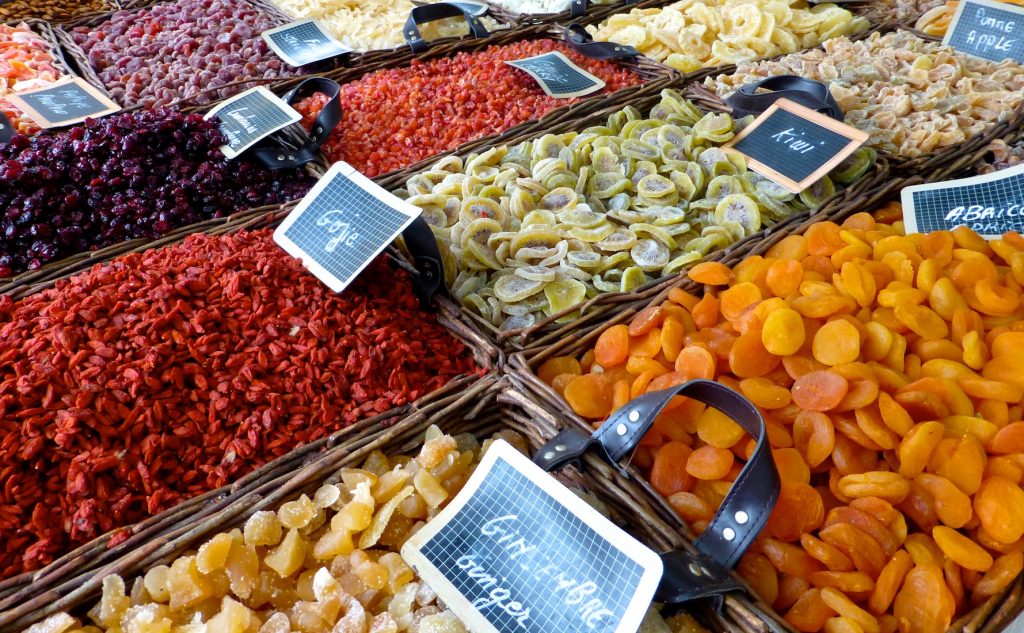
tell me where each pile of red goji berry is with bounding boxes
[0,230,479,578]
[293,39,643,177]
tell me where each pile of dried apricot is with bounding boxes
[539,201,1024,633]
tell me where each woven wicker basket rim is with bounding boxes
[0,18,77,84]
[0,0,120,25]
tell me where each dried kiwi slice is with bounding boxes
[544,278,587,316]
[540,187,578,212]
[630,239,671,272]
[515,266,557,282]
[620,266,648,292]
[494,275,546,302]
[798,175,837,208]
[831,147,876,184]
[596,227,639,252]
[714,194,761,236]
[637,174,676,198]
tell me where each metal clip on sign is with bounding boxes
[404,3,490,53]
[535,379,781,609]
[726,75,845,122]
[248,77,342,170]
[563,24,640,60]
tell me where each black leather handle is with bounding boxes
[404,3,489,53]
[725,75,844,121]
[563,24,639,60]
[0,111,13,144]
[535,379,780,606]
[401,215,448,306]
[248,77,342,171]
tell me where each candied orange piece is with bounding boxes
[785,588,836,632]
[628,305,666,337]
[537,356,582,385]
[729,331,781,378]
[766,483,824,541]
[649,441,693,497]
[688,261,734,286]
[737,552,780,605]
[792,370,849,411]
[685,445,733,480]
[564,374,613,419]
[893,564,955,633]
[974,476,1024,544]
[594,324,629,368]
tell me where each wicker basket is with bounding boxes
[0,0,120,24]
[690,24,1024,185]
[0,372,782,633]
[54,0,338,111]
[505,182,1024,633]
[474,0,671,28]
[375,76,891,353]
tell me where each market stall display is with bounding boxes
[532,205,1024,632]
[0,22,71,136]
[0,229,480,579]
[265,0,505,53]
[291,38,645,178]
[67,0,300,108]
[394,89,876,332]
[0,109,315,276]
[705,31,1024,158]
[484,0,614,16]
[585,0,870,72]
[0,0,116,22]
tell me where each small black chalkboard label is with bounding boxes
[204,86,301,159]
[403,441,662,633]
[943,0,1024,63]
[273,162,422,293]
[901,163,1024,238]
[505,51,605,98]
[724,98,867,193]
[7,77,120,128]
[0,111,13,143]
[262,19,353,68]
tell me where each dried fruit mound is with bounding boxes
[0,109,313,277]
[0,230,479,579]
[292,39,643,178]
[540,204,1024,633]
[0,23,67,136]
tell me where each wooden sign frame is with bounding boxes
[7,77,120,129]
[261,19,352,68]
[723,98,868,193]
[942,0,1024,63]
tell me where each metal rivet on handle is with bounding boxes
[735,511,749,525]
[315,127,323,134]
[555,444,567,452]
[616,423,627,436]
[543,451,555,460]
[277,154,285,160]
[288,155,295,160]
[628,410,640,422]
[688,563,702,577]
[723,527,736,541]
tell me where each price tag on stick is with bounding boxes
[262,19,353,67]
[943,0,1024,63]
[724,98,867,193]
[403,440,663,633]
[7,77,120,128]
[901,163,1024,238]
[505,51,605,98]
[204,86,301,159]
[274,162,422,293]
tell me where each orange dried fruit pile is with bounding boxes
[538,202,1024,633]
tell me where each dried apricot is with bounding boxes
[793,371,849,412]
[867,550,913,615]
[564,374,613,419]
[819,523,886,578]
[820,587,881,633]
[729,330,781,378]
[786,588,837,632]
[838,472,910,505]
[762,308,807,356]
[801,533,854,572]
[767,259,804,298]
[695,406,745,448]
[892,565,955,633]
[793,411,837,468]
[932,525,993,572]
[650,442,693,497]
[974,476,1024,544]
[738,552,780,605]
[767,483,825,542]
[972,551,1024,601]
[812,320,862,366]
[914,473,973,529]
[538,356,582,385]
[666,492,714,523]
[685,445,734,480]
[674,345,717,380]
[688,261,733,286]
[594,324,629,368]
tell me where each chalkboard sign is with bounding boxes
[901,163,1024,238]
[204,87,301,159]
[273,162,422,293]
[403,440,662,633]
[0,112,13,144]
[7,77,120,128]
[262,20,353,67]
[724,98,868,193]
[412,0,489,15]
[505,51,606,98]
[943,0,1024,63]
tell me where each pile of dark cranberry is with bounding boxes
[0,109,312,276]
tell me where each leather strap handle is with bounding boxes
[248,77,342,171]
[563,24,640,60]
[0,111,13,144]
[535,379,780,606]
[401,215,448,306]
[725,75,844,121]
[404,3,489,53]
